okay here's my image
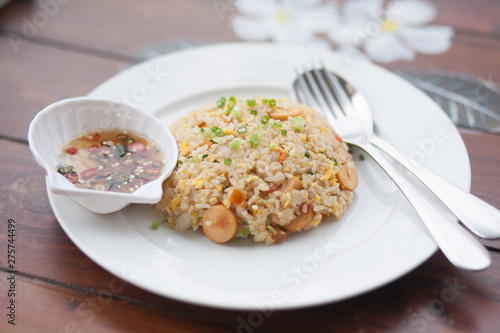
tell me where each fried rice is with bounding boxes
[153,97,358,245]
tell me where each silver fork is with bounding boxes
[293,67,490,271]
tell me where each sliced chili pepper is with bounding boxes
[64,172,79,184]
[57,166,74,174]
[81,168,97,180]
[116,133,128,141]
[145,166,160,176]
[91,133,102,141]
[113,172,129,184]
[116,144,129,158]
[129,142,146,153]
[66,147,78,155]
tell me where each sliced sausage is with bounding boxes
[278,176,303,193]
[270,224,287,245]
[202,204,238,243]
[283,204,314,232]
[336,163,358,191]
[268,107,302,121]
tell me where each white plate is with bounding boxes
[47,43,470,310]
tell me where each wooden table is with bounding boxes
[1,1,500,332]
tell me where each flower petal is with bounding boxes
[297,3,340,34]
[365,33,415,63]
[398,25,454,54]
[342,0,384,21]
[231,15,273,41]
[235,0,277,18]
[327,21,366,46]
[283,0,323,8]
[336,43,372,63]
[389,0,436,25]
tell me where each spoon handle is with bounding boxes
[353,140,490,270]
[369,135,500,240]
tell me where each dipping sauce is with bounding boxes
[56,129,164,193]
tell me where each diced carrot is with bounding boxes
[203,140,213,148]
[278,152,287,164]
[229,188,246,206]
[335,134,344,143]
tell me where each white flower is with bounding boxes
[231,0,338,49]
[328,0,454,63]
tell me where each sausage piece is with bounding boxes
[278,176,303,193]
[270,225,287,245]
[283,204,314,232]
[336,163,358,191]
[202,204,238,243]
[268,107,302,121]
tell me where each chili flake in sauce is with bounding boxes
[56,129,164,193]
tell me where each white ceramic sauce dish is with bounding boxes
[28,97,178,214]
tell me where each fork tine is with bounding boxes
[321,66,356,116]
[302,68,332,114]
[294,68,318,110]
[311,69,345,118]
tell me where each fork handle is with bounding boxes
[353,140,490,270]
[369,136,500,240]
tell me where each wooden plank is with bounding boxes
[433,0,500,35]
[0,0,238,59]
[0,0,498,60]
[385,34,500,80]
[2,251,500,332]
[0,35,128,141]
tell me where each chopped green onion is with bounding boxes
[197,216,202,222]
[269,142,277,150]
[211,126,224,137]
[290,148,296,157]
[224,158,232,166]
[237,125,247,134]
[230,138,243,150]
[151,220,159,229]
[216,97,226,108]
[360,154,365,161]
[319,151,324,154]
[281,129,287,136]
[228,96,236,106]
[250,109,258,116]
[202,154,209,158]
[242,227,249,237]
[261,115,270,124]
[266,225,277,234]
[193,156,201,164]
[246,98,257,107]
[231,106,242,120]
[177,160,182,166]
[223,105,233,115]
[272,121,282,128]
[187,155,193,159]
[331,157,338,165]
[305,151,310,158]
[261,98,269,104]
[307,170,313,175]
[249,134,260,148]
[269,99,276,107]
[210,139,217,144]
[292,117,305,131]
[200,128,205,133]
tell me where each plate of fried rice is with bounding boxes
[47,43,471,310]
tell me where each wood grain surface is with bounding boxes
[1,0,500,332]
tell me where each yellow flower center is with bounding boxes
[274,9,291,24]
[381,20,398,32]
